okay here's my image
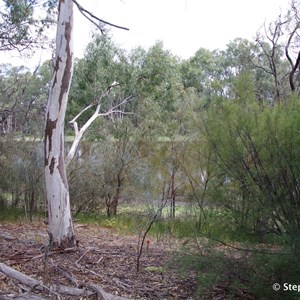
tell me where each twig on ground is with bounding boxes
[113,277,132,290]
[136,199,167,272]
[55,265,79,287]
[75,247,92,265]
[0,232,16,241]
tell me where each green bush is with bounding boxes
[172,242,300,299]
[202,95,300,254]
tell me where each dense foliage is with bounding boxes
[0,0,56,51]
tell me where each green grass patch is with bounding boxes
[0,205,286,247]
[0,207,45,222]
[144,266,164,272]
[0,207,24,221]
[74,207,287,246]
[75,212,140,234]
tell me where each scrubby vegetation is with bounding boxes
[2,1,300,298]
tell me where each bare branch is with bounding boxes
[69,81,120,125]
[69,103,95,125]
[285,21,300,91]
[285,25,299,68]
[67,83,132,163]
[101,95,133,116]
[289,51,300,92]
[72,0,129,33]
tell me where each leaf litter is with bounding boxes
[0,221,197,299]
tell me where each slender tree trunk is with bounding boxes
[107,171,123,217]
[107,196,118,217]
[29,190,35,222]
[170,169,176,219]
[106,195,118,218]
[44,0,75,248]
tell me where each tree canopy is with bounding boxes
[0,0,56,52]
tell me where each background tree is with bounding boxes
[254,0,300,102]
[69,33,130,121]
[0,0,56,52]
[0,62,51,135]
[180,48,226,103]
[67,33,132,162]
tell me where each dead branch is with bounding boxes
[0,232,16,241]
[0,262,44,291]
[113,277,132,290]
[69,81,119,126]
[0,262,133,300]
[55,265,79,287]
[0,294,46,300]
[75,246,92,265]
[79,283,106,300]
[48,283,93,296]
[72,0,129,33]
[66,81,132,163]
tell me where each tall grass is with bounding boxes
[0,207,27,222]
[0,205,286,245]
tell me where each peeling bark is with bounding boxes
[44,0,75,248]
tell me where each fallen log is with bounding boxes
[0,263,43,290]
[0,263,132,300]
[0,294,46,300]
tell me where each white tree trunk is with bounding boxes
[44,0,74,248]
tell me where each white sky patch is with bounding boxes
[0,0,290,66]
[73,0,289,59]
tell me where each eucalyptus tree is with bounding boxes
[44,0,129,248]
[254,0,300,102]
[180,39,278,106]
[44,0,75,248]
[0,62,51,135]
[68,33,132,129]
[180,48,226,101]
[138,41,184,111]
[65,32,133,166]
[0,0,56,52]
[132,41,185,138]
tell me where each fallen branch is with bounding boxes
[113,277,132,290]
[0,262,44,291]
[0,294,46,300]
[79,283,106,300]
[75,247,92,265]
[49,283,94,296]
[0,232,16,241]
[55,265,79,287]
[0,263,133,300]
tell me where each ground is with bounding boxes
[0,221,197,299]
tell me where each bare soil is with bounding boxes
[0,221,197,299]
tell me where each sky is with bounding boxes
[73,0,290,59]
[0,0,291,66]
